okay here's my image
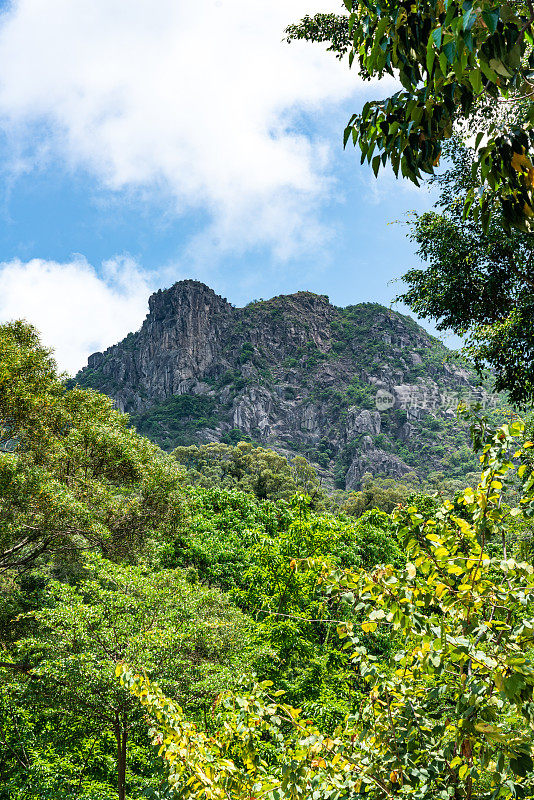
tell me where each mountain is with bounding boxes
[75,279,495,490]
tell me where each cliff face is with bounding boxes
[77,280,491,489]
[86,281,234,411]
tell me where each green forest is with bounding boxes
[4,1,534,800]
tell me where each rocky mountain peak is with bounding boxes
[76,281,489,490]
[147,280,232,322]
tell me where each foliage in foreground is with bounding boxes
[0,321,406,798]
[121,416,534,799]
[2,557,250,800]
[400,138,534,406]
[287,1,534,232]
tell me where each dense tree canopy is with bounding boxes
[5,3,534,796]
[172,442,324,504]
[1,322,411,797]
[4,557,249,800]
[3,319,534,797]
[399,138,534,404]
[0,321,184,573]
[121,416,534,800]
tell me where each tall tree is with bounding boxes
[0,321,184,572]
[398,137,534,404]
[287,1,534,231]
[3,556,250,800]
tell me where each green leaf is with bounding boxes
[510,753,533,777]
[426,37,436,74]
[372,154,381,177]
[469,68,482,94]
[479,58,499,83]
[482,8,500,35]
[463,5,476,32]
[489,58,512,78]
[432,27,443,49]
[443,40,456,64]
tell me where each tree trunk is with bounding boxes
[114,712,128,800]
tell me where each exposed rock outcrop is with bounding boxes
[76,280,490,489]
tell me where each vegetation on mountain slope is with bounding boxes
[75,283,509,492]
[4,2,534,795]
[3,316,534,799]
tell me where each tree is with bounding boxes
[396,137,534,404]
[339,473,419,516]
[0,320,64,454]
[121,416,534,799]
[172,442,325,504]
[0,321,185,572]
[2,555,250,800]
[287,1,534,231]
[229,496,402,716]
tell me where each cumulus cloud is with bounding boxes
[0,256,152,373]
[0,0,372,257]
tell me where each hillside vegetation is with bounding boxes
[74,282,505,491]
[3,318,534,800]
[5,1,534,796]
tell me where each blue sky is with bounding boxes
[0,0,443,373]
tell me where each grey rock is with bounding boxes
[345,449,413,491]
[75,280,490,489]
[345,408,381,438]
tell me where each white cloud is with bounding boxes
[0,256,152,373]
[0,0,370,257]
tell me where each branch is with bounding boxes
[0,662,31,673]
[516,5,534,44]
[0,538,52,572]
[0,537,32,559]
[77,736,98,792]
[0,729,30,769]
